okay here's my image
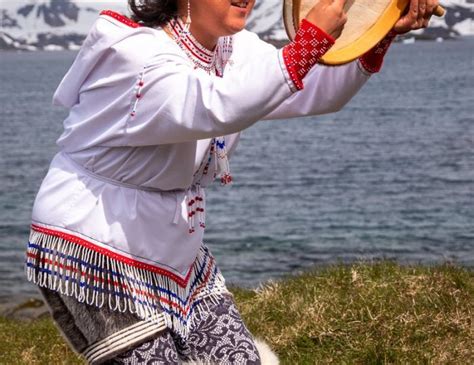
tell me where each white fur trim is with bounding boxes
[181,338,279,365]
[255,338,280,365]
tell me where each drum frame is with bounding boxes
[283,0,410,65]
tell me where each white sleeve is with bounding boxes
[123,43,294,146]
[263,60,371,120]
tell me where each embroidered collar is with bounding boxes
[166,17,217,74]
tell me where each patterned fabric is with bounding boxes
[106,333,180,364]
[282,19,335,90]
[108,294,261,364]
[359,31,398,74]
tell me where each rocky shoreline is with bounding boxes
[0,296,49,321]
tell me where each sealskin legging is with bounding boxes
[108,294,261,364]
[40,286,261,364]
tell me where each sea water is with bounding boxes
[0,39,473,299]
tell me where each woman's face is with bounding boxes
[183,0,256,38]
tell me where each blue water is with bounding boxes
[0,39,473,299]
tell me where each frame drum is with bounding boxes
[283,0,444,65]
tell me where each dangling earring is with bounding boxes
[182,0,192,35]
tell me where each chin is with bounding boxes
[223,20,247,35]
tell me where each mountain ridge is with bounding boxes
[1,0,473,51]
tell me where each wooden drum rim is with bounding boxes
[283,0,411,65]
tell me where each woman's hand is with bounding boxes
[305,0,348,39]
[393,0,440,34]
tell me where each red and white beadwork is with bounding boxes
[185,185,206,233]
[100,10,141,28]
[165,17,233,231]
[166,17,233,77]
[167,18,215,74]
[215,138,232,186]
[359,31,397,74]
[130,70,145,118]
[282,19,335,91]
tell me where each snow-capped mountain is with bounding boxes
[0,0,127,50]
[1,0,473,51]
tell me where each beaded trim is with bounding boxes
[282,19,335,90]
[26,223,229,340]
[359,31,397,74]
[130,68,145,118]
[166,18,218,74]
[165,17,233,192]
[100,10,141,29]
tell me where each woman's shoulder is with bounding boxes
[86,11,182,63]
[53,11,184,108]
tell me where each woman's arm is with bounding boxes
[262,29,401,121]
[263,0,441,121]
[262,60,371,120]
[121,21,335,146]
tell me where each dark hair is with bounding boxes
[129,0,178,27]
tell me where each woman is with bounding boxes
[25,0,439,363]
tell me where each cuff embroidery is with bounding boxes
[282,19,335,91]
[359,31,397,74]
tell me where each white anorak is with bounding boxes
[27,11,371,339]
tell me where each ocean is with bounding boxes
[0,38,473,300]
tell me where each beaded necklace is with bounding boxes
[166,18,217,74]
[165,18,234,233]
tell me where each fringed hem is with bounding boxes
[25,224,230,339]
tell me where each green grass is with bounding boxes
[1,262,473,364]
[0,316,82,365]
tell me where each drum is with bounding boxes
[283,0,446,65]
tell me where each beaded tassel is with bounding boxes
[186,193,196,234]
[196,185,205,229]
[216,138,232,185]
[130,70,145,117]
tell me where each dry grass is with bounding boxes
[1,262,472,364]
[233,262,474,364]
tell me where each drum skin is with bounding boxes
[283,0,410,65]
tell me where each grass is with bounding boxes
[1,262,472,364]
[0,316,82,365]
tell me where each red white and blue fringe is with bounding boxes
[25,223,229,340]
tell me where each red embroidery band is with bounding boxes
[100,10,141,28]
[359,31,397,74]
[282,19,335,91]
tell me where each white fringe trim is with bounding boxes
[26,227,229,340]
